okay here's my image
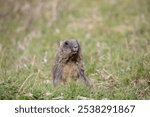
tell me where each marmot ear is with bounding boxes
[59,41,64,47]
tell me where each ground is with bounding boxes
[0,0,150,99]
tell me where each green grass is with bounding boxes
[0,0,150,100]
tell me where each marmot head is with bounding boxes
[59,39,81,61]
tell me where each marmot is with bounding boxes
[52,39,91,87]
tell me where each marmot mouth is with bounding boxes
[72,51,78,54]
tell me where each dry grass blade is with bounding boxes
[18,73,34,93]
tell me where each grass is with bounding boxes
[0,0,150,100]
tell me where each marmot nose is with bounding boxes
[72,46,78,52]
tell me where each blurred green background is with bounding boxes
[0,0,150,99]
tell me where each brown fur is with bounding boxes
[62,62,78,83]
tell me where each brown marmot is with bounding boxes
[52,39,91,87]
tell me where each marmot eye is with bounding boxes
[64,41,68,45]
